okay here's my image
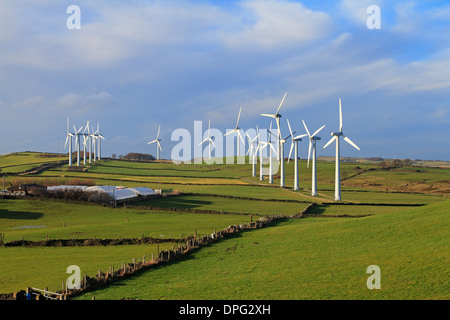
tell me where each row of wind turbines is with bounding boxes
[64,118,105,167]
[197,92,361,201]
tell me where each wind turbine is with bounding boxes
[200,120,216,160]
[303,120,325,196]
[323,98,360,201]
[73,124,83,166]
[64,117,74,166]
[287,119,308,191]
[148,125,162,160]
[261,91,287,161]
[96,122,105,160]
[224,107,245,159]
[246,127,260,177]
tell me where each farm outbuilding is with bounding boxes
[46,185,157,205]
[47,185,88,192]
[84,185,156,204]
[7,184,47,196]
[128,187,155,197]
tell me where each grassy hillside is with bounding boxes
[74,200,449,300]
[0,152,448,299]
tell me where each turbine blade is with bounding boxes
[312,125,326,138]
[344,136,360,150]
[269,143,277,156]
[157,125,160,139]
[287,118,293,136]
[323,136,337,149]
[261,114,276,118]
[157,141,162,151]
[147,140,157,144]
[339,98,343,132]
[294,133,308,140]
[64,136,69,149]
[236,107,242,128]
[302,120,310,137]
[238,130,245,145]
[288,140,294,162]
[276,91,287,115]
[224,130,235,136]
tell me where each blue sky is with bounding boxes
[1,0,449,160]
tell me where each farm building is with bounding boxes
[7,184,47,196]
[82,185,156,204]
[47,185,89,192]
[46,185,156,205]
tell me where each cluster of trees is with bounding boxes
[111,153,156,161]
[378,159,412,169]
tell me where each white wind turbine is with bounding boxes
[287,119,308,191]
[73,124,83,166]
[148,125,162,160]
[303,120,326,196]
[261,91,287,161]
[246,127,260,177]
[323,98,360,201]
[200,120,216,160]
[224,107,245,159]
[64,117,74,166]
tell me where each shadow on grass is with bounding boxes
[304,205,327,216]
[0,209,43,220]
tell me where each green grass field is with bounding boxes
[73,200,450,300]
[0,153,448,299]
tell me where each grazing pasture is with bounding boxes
[0,154,448,299]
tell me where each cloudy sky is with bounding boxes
[1,0,449,161]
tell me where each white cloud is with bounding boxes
[56,91,112,114]
[222,0,333,49]
[339,0,383,24]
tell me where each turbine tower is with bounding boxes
[287,119,308,191]
[277,123,294,188]
[82,121,90,165]
[199,120,216,160]
[90,125,97,162]
[96,122,105,160]
[303,120,325,196]
[261,91,287,161]
[258,131,268,181]
[266,121,278,184]
[64,117,74,166]
[148,125,162,160]
[73,124,83,166]
[323,98,360,201]
[224,107,245,158]
[246,127,260,177]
